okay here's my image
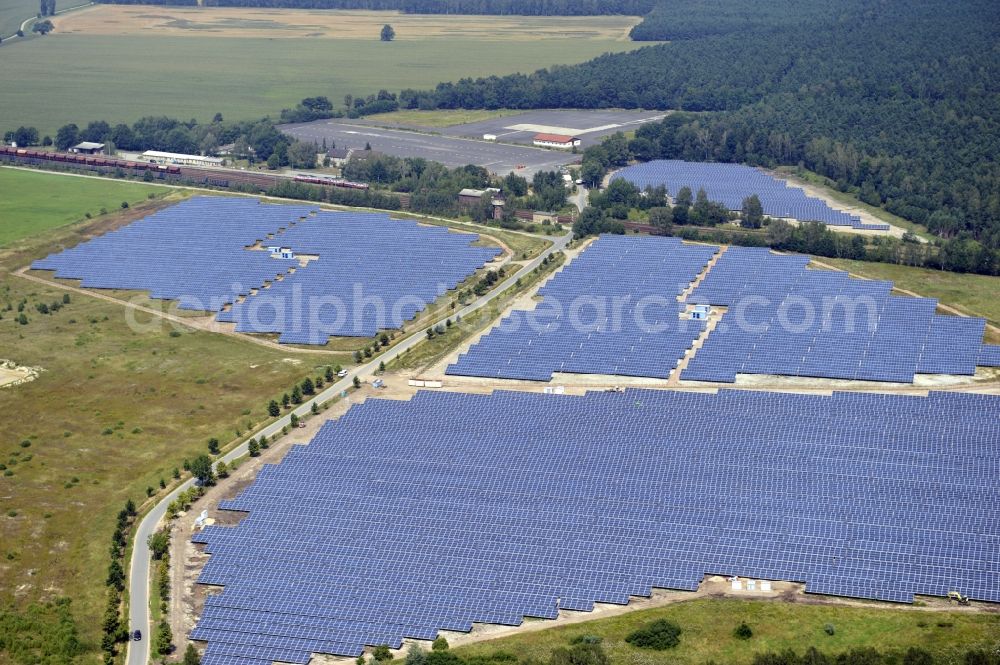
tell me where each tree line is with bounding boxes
[95,0,653,14]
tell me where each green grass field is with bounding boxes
[0,171,351,661]
[0,168,164,247]
[0,34,640,136]
[814,258,1000,336]
[453,598,1000,665]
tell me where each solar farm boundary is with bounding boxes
[808,256,1000,339]
[0,164,548,261]
[188,388,1000,664]
[124,229,572,665]
[13,179,549,352]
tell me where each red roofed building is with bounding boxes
[532,133,582,149]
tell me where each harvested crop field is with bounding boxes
[1,30,643,135]
[55,5,641,40]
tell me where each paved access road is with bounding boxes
[126,230,572,665]
[280,121,575,177]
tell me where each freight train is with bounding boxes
[0,146,371,193]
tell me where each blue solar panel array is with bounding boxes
[683,247,990,383]
[191,388,1000,665]
[980,345,1000,367]
[613,160,890,231]
[218,211,500,343]
[32,197,305,311]
[447,236,717,380]
[448,239,991,384]
[32,197,499,343]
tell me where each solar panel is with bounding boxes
[448,235,717,381]
[191,389,1000,664]
[31,197,499,343]
[613,160,890,231]
[450,239,988,385]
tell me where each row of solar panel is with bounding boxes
[32,197,499,341]
[191,389,999,665]
[612,160,890,230]
[450,238,991,384]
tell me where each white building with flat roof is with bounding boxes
[141,150,224,167]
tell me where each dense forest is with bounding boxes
[628,0,841,41]
[391,0,999,251]
[94,0,653,14]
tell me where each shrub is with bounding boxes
[734,622,752,640]
[823,623,835,636]
[625,619,682,650]
[372,645,392,661]
[432,637,449,651]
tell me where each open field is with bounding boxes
[815,258,1000,339]
[56,5,640,41]
[0,13,643,135]
[0,171,349,661]
[0,168,163,248]
[452,597,1000,665]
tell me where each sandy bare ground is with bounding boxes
[0,361,39,388]
[766,169,910,239]
[56,5,639,41]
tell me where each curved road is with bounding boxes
[10,1,93,39]
[126,230,572,665]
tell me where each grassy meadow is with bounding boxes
[453,598,1000,665]
[0,168,163,247]
[0,170,349,660]
[0,10,642,135]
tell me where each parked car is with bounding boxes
[133,629,142,641]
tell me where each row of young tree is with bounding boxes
[95,0,653,14]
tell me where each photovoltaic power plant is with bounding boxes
[448,238,993,384]
[32,197,499,343]
[448,236,717,380]
[613,160,890,231]
[683,247,989,383]
[191,389,1000,665]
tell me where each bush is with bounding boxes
[734,622,752,640]
[823,623,835,636]
[625,619,682,650]
[432,637,449,651]
[372,645,392,661]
